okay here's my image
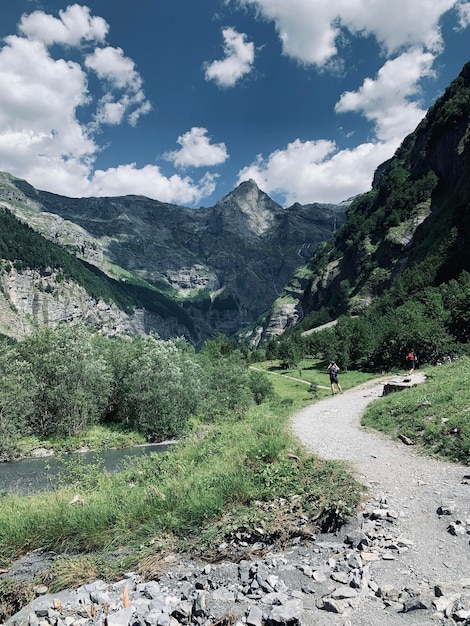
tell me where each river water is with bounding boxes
[0,443,172,495]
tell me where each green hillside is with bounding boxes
[257,61,470,369]
[0,207,195,333]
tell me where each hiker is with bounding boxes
[406,349,417,375]
[328,360,343,394]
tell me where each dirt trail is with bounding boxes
[291,373,470,606]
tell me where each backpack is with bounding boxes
[407,352,415,361]
[330,364,339,374]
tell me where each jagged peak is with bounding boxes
[215,178,282,211]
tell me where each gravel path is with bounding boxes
[291,373,470,623]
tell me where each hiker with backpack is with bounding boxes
[328,360,343,394]
[406,349,417,375]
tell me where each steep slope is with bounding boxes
[249,60,470,342]
[0,176,345,343]
[0,206,194,340]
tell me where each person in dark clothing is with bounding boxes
[328,360,343,394]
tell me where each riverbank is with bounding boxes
[0,441,175,496]
[8,425,151,463]
[5,368,470,625]
[0,394,362,583]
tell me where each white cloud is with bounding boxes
[237,138,398,205]
[456,0,470,28]
[335,49,436,141]
[0,34,95,167]
[238,0,458,65]
[88,165,218,205]
[85,46,151,127]
[19,3,108,47]
[233,0,463,205]
[236,47,436,205]
[85,46,141,90]
[204,27,255,87]
[0,5,205,204]
[165,127,229,168]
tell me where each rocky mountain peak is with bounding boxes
[214,179,283,236]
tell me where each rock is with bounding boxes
[402,594,433,612]
[437,501,456,515]
[398,434,414,446]
[320,598,346,614]
[266,599,303,625]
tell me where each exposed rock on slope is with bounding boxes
[0,265,189,340]
[0,174,345,342]
[248,60,470,342]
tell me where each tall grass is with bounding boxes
[0,397,363,570]
[362,356,470,463]
[251,358,378,402]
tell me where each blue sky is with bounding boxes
[0,1,469,208]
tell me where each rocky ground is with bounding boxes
[4,372,470,626]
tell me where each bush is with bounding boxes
[18,325,112,437]
[0,349,38,460]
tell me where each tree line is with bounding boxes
[257,268,470,371]
[0,326,274,461]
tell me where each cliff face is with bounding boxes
[0,265,189,340]
[0,175,345,342]
[245,61,470,342]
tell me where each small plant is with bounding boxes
[51,453,106,492]
[0,578,34,623]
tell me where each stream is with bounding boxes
[0,442,172,495]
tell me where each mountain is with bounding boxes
[247,60,470,343]
[0,175,345,343]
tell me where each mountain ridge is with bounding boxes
[245,59,470,343]
[0,174,344,343]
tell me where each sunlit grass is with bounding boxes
[362,356,470,463]
[251,357,378,404]
[0,396,364,574]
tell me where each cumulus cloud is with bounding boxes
[88,165,218,205]
[237,138,397,204]
[235,49,437,205]
[165,127,229,168]
[238,0,457,65]
[85,46,151,127]
[335,49,436,141]
[233,0,462,204]
[204,27,255,87]
[0,34,96,172]
[0,4,206,204]
[19,3,108,46]
[456,0,470,28]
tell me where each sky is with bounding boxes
[0,1,469,209]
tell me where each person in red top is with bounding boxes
[406,349,417,375]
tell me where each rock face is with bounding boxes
[0,265,188,340]
[0,174,345,342]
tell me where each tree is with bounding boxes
[248,369,275,404]
[18,324,112,437]
[0,347,38,460]
[278,340,302,369]
[199,351,254,420]
[108,336,203,439]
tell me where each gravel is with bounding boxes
[291,373,470,624]
[4,373,470,626]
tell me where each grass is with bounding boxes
[362,356,470,463]
[7,354,468,603]
[251,357,378,405]
[0,393,364,587]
